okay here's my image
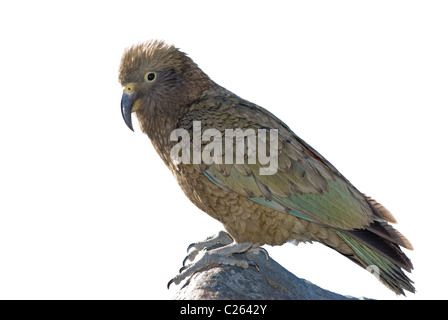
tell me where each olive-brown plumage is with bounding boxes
[119,40,414,295]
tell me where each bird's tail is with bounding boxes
[334,226,415,295]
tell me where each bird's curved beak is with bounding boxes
[121,83,140,132]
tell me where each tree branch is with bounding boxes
[172,245,365,300]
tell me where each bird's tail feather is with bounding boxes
[335,230,415,295]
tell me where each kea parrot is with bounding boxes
[119,40,414,295]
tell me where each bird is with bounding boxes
[119,40,414,295]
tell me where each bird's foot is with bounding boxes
[168,233,267,289]
[182,231,270,266]
[182,231,233,266]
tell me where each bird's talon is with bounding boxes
[167,278,175,290]
[248,247,270,261]
[179,265,188,273]
[186,243,196,253]
[260,247,270,260]
[182,256,189,266]
[248,260,260,271]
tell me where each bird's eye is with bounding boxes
[145,72,156,82]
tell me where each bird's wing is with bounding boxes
[179,95,391,230]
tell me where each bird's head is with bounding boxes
[119,40,211,131]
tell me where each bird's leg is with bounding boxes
[168,238,260,289]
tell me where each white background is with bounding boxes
[1,0,447,300]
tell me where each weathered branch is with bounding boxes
[173,245,365,300]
